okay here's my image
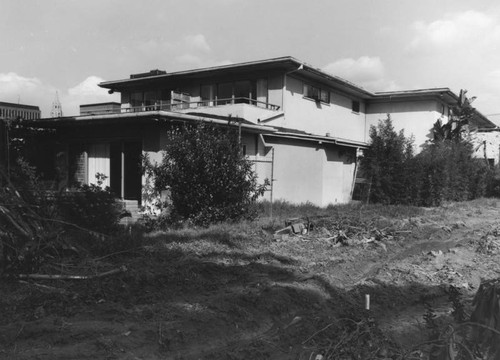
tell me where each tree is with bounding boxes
[432,89,476,142]
[144,122,268,226]
[360,115,414,204]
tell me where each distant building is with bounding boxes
[50,92,63,118]
[0,101,42,174]
[80,102,121,115]
[0,101,41,120]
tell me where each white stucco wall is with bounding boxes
[366,100,447,151]
[322,146,356,205]
[470,131,500,165]
[268,138,324,205]
[265,76,367,143]
[265,137,357,206]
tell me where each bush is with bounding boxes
[56,173,123,235]
[411,140,492,206]
[0,162,62,273]
[360,115,414,204]
[360,114,495,206]
[143,122,268,226]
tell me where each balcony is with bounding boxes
[80,97,281,124]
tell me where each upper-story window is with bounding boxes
[352,100,360,113]
[217,82,234,105]
[303,84,330,103]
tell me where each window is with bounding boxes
[352,100,360,113]
[130,92,143,108]
[217,82,233,105]
[320,89,330,103]
[234,80,255,104]
[200,84,216,106]
[256,79,268,107]
[304,83,329,103]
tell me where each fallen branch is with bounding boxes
[15,265,127,280]
[18,280,68,293]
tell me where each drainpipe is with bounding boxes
[238,117,241,146]
[5,120,10,181]
[350,147,360,200]
[270,147,275,219]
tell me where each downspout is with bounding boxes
[350,147,360,200]
[270,147,275,219]
[259,134,275,219]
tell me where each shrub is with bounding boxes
[56,173,123,235]
[412,140,492,206]
[0,161,62,273]
[360,113,494,207]
[360,115,414,205]
[143,122,268,226]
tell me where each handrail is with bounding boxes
[80,97,280,116]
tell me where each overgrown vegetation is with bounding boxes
[360,115,415,205]
[0,118,126,274]
[56,173,123,235]
[360,92,495,206]
[143,121,268,227]
[0,162,126,274]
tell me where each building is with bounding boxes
[0,101,42,173]
[28,56,495,211]
[79,102,121,116]
[0,101,41,120]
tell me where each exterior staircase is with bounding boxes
[119,199,141,223]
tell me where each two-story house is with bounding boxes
[30,56,496,212]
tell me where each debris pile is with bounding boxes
[272,215,407,250]
[474,227,500,254]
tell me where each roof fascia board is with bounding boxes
[265,132,369,149]
[32,111,278,133]
[370,88,458,105]
[99,56,301,89]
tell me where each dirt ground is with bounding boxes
[2,200,500,359]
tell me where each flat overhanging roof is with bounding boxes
[26,110,278,134]
[99,56,374,99]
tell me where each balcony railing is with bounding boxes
[80,97,280,116]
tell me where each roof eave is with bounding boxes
[265,131,369,149]
[28,111,278,133]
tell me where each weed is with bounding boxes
[448,285,466,323]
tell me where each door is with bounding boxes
[123,141,142,201]
[87,143,110,187]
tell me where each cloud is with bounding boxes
[324,56,384,82]
[472,68,500,114]
[409,10,500,51]
[184,34,211,53]
[0,73,43,94]
[323,56,398,91]
[63,76,120,116]
[175,53,204,67]
[134,33,216,70]
[67,76,110,97]
[0,72,56,116]
[0,73,120,117]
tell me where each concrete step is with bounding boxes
[120,200,141,220]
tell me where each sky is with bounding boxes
[2,0,500,120]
